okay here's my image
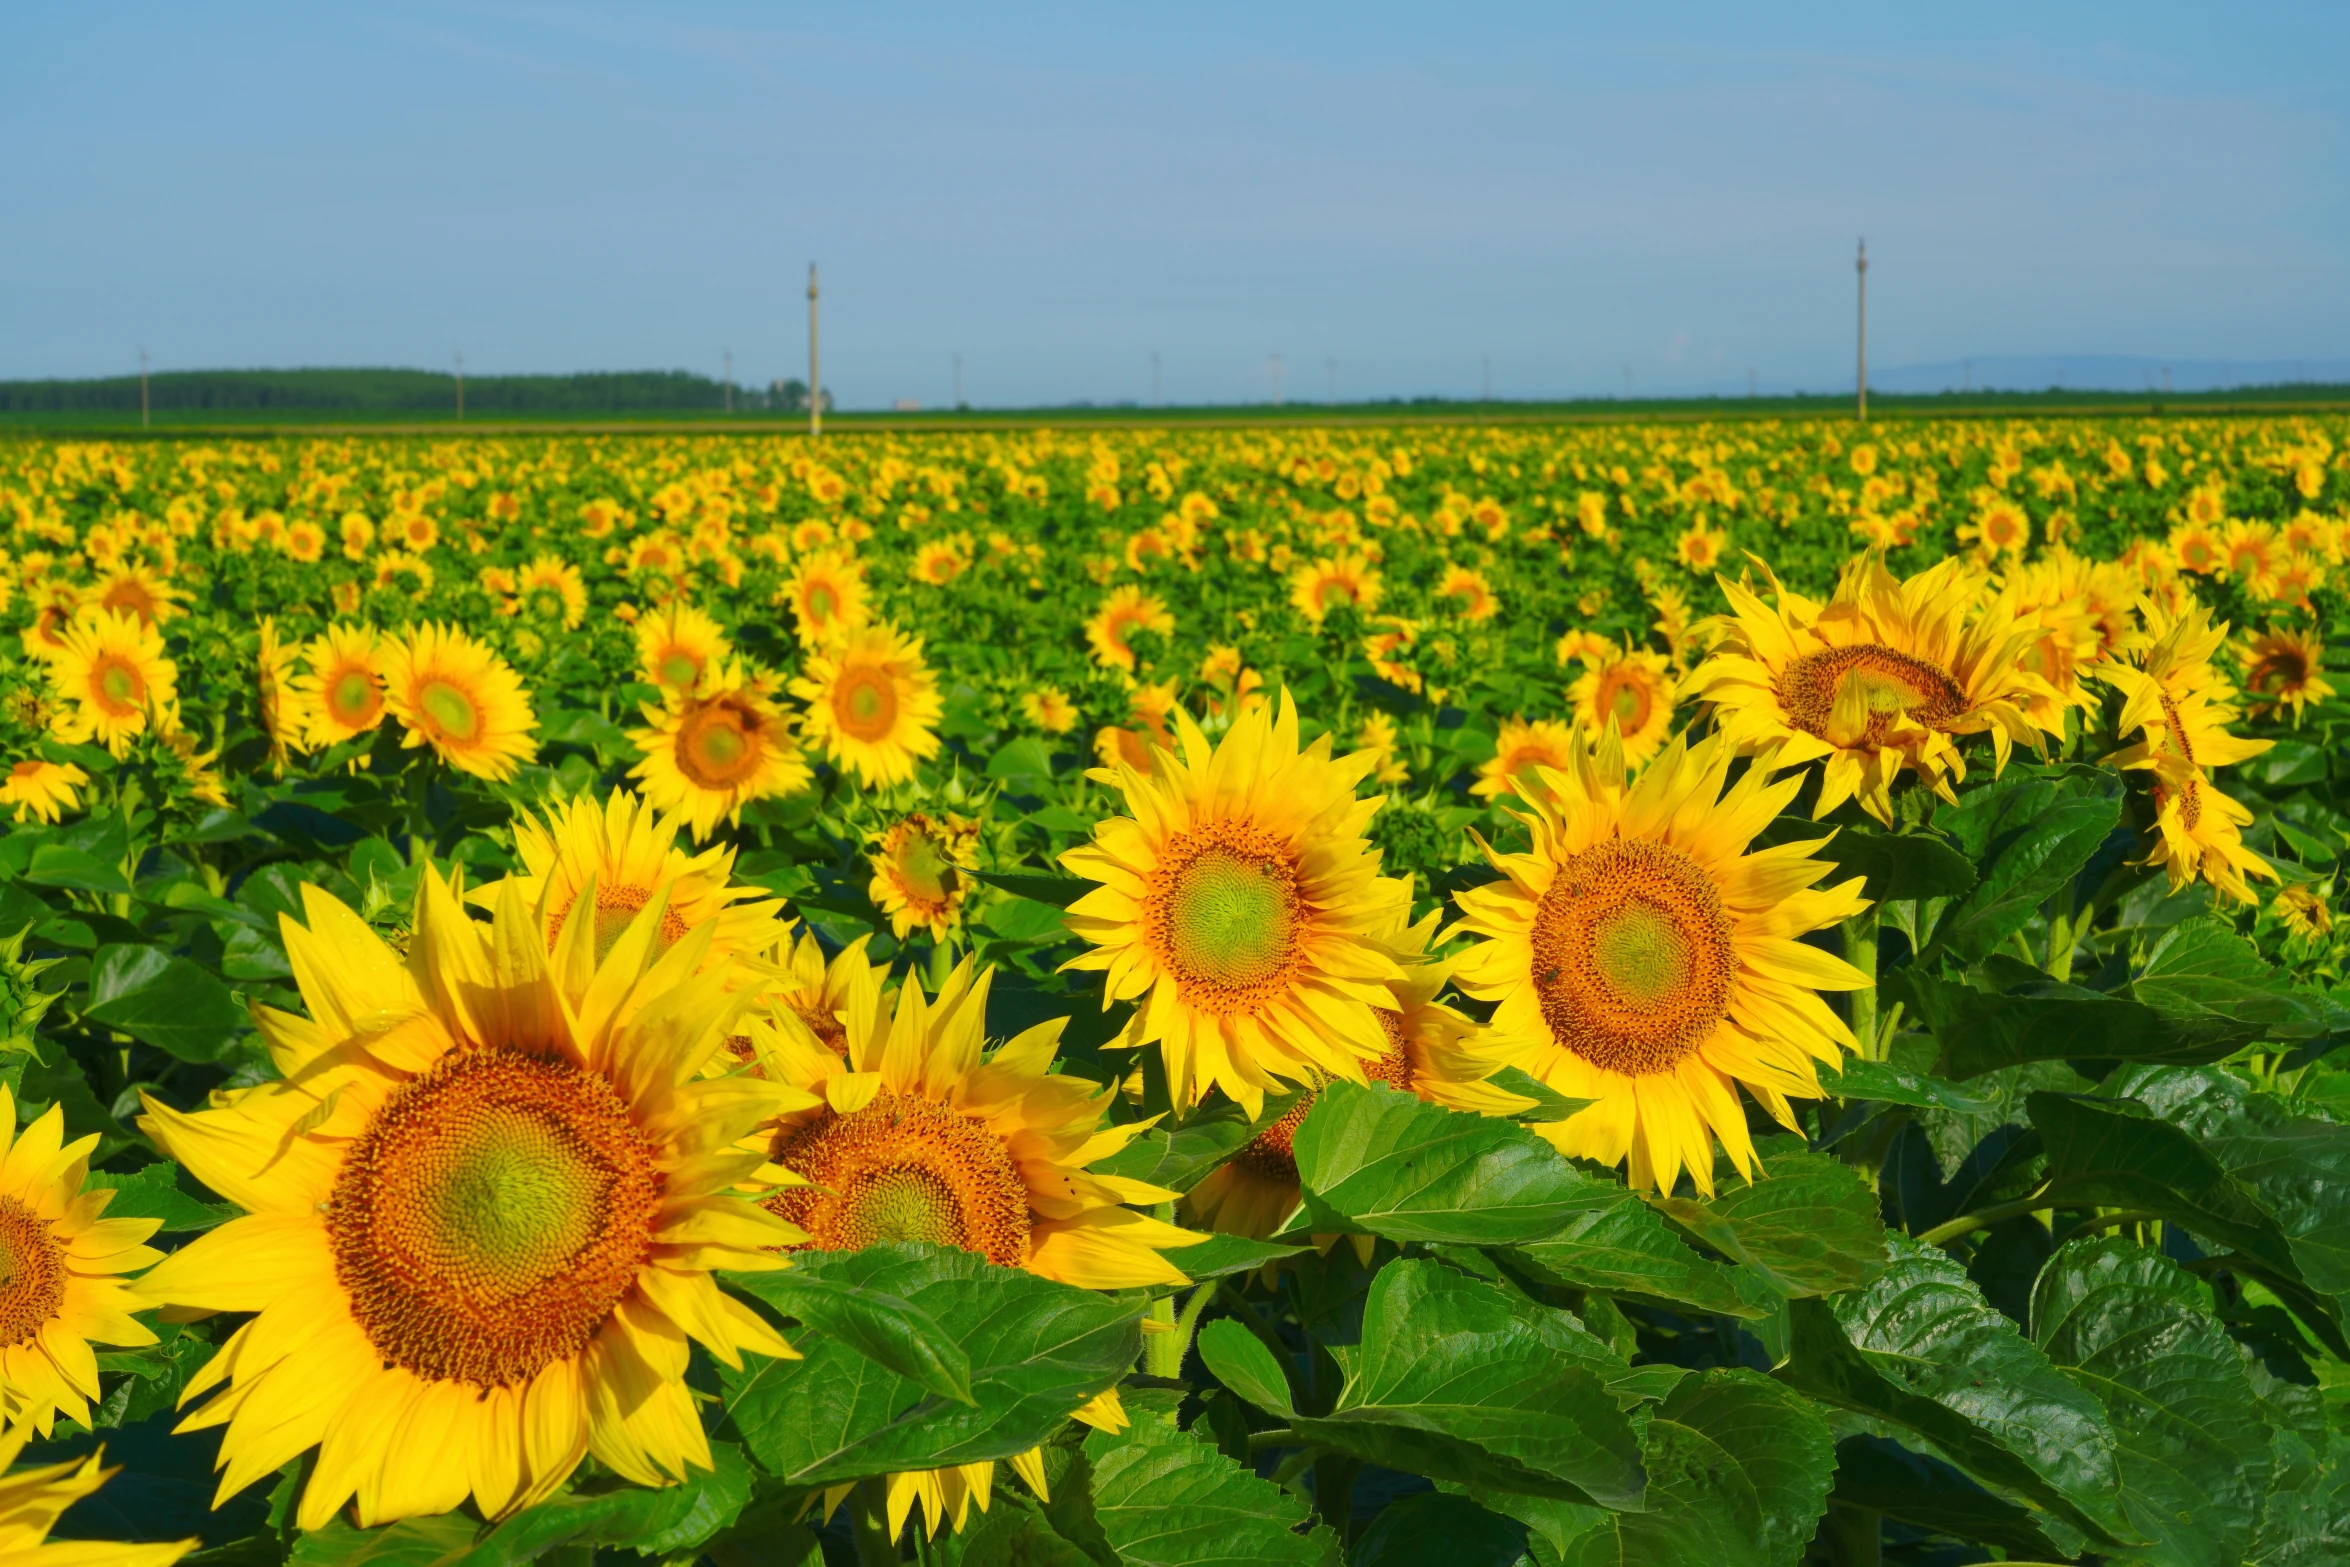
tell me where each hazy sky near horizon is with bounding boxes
[4,2,2345,407]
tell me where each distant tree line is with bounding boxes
[0,368,803,416]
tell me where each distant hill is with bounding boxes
[0,366,811,419]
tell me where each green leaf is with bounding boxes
[986,736,1059,784]
[1892,967,2240,1080]
[1804,821,1977,903]
[87,1160,232,1231]
[728,1267,976,1406]
[1173,1231,1311,1281]
[458,1444,754,1563]
[1279,1259,1646,1510]
[2102,1065,2350,1315]
[2031,1237,2269,1567]
[84,943,250,1062]
[289,1513,481,1565]
[1486,1065,1593,1122]
[930,1490,1098,1567]
[972,869,1092,908]
[718,1242,1140,1484]
[1507,1199,1782,1321]
[1347,1492,1527,1567]
[1093,1092,1300,1196]
[1827,1436,2068,1560]
[1819,1055,2001,1114]
[1282,1082,1619,1246]
[978,895,1070,944]
[1926,766,2122,963]
[2025,1087,2345,1351]
[1195,1319,1296,1416]
[1777,1233,2130,1547]
[1550,1371,1836,1567]
[2130,918,2329,1046]
[1646,1138,1888,1299]
[1082,1414,1340,1567]
[20,842,132,896]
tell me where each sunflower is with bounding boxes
[256,617,303,772]
[1450,729,1870,1194]
[88,563,183,627]
[2169,521,2223,575]
[380,623,537,781]
[0,762,86,826]
[792,622,942,788]
[1287,554,1381,624]
[1355,712,1409,786]
[2104,603,2273,781]
[134,870,810,1529]
[747,957,1200,1539]
[912,540,966,586]
[1957,498,2030,558]
[45,608,177,758]
[629,659,811,840]
[1437,565,1499,622]
[2220,521,2280,598]
[1474,718,1580,802]
[782,548,869,648]
[1992,551,2134,733]
[1568,643,1677,764]
[475,787,791,967]
[729,930,889,1065]
[1085,586,1175,674]
[515,554,588,630]
[2237,628,2335,726]
[296,623,389,750]
[2274,882,2333,943]
[1185,911,1526,1242]
[634,601,731,696]
[1019,688,1078,734]
[2145,770,2277,906]
[0,1419,195,1565]
[1673,524,1727,572]
[0,1088,163,1434]
[1061,693,1412,1115]
[869,813,980,941]
[1684,556,2057,826]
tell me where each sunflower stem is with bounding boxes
[1913,1182,2056,1246]
[849,1476,902,1566]
[1842,908,1880,1061]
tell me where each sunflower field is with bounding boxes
[0,413,2346,1566]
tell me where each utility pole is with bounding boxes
[1747,367,1757,399]
[953,351,963,409]
[138,347,149,428]
[454,351,465,421]
[723,349,733,415]
[807,262,822,439]
[1151,351,1161,407]
[1854,238,1868,423]
[1964,359,1972,393]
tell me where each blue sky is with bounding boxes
[3,2,2344,406]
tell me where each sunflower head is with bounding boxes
[297,623,388,750]
[868,813,981,941]
[784,549,869,648]
[1569,643,1677,764]
[1685,555,2058,824]
[635,602,731,695]
[477,787,791,967]
[381,622,538,781]
[1450,729,1870,1194]
[628,659,812,841]
[749,955,1201,1288]
[46,607,177,758]
[791,623,943,789]
[135,867,812,1529]
[1061,692,1412,1115]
